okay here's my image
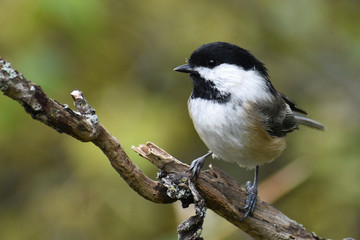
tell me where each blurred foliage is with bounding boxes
[0,0,359,239]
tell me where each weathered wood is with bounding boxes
[1,57,330,240]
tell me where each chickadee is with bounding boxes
[174,42,324,220]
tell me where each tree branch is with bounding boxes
[0,57,332,240]
[0,58,173,204]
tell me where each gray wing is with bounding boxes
[255,94,298,137]
[279,92,325,131]
[256,93,324,138]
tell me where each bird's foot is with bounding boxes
[189,152,212,181]
[240,180,258,221]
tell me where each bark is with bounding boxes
[0,57,339,240]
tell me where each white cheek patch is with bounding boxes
[195,64,271,102]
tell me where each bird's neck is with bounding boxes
[190,74,231,103]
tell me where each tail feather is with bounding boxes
[294,114,325,131]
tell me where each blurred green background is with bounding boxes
[0,0,359,239]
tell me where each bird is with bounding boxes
[174,42,325,220]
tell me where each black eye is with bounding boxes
[207,59,216,68]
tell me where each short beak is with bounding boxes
[174,64,194,73]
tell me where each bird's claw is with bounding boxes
[240,180,258,221]
[189,152,212,181]
[189,157,205,181]
[189,160,200,180]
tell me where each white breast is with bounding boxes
[188,64,283,168]
[188,98,249,167]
